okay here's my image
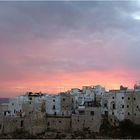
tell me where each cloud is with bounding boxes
[0,1,140,96]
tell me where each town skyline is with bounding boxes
[0,1,140,97]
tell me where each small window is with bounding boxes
[53,99,55,102]
[14,110,16,113]
[112,112,114,115]
[127,105,129,108]
[137,105,139,109]
[122,105,124,108]
[112,97,114,99]
[104,103,107,107]
[0,124,1,129]
[21,120,24,127]
[77,120,79,122]
[90,111,94,116]
[122,97,124,100]
[59,120,61,123]
[12,103,14,106]
[54,112,56,115]
[134,113,136,116]
[134,98,136,100]
[29,97,32,100]
[113,104,115,109]
[128,112,130,115]
[47,122,50,126]
[128,97,130,100]
[53,105,55,110]
[63,98,65,101]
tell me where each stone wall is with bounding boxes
[46,115,71,132]
[72,107,102,132]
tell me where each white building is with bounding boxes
[45,94,61,115]
[8,92,46,116]
[101,86,140,125]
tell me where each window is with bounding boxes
[53,99,55,102]
[134,97,136,100]
[112,112,114,115]
[128,97,130,100]
[63,98,65,101]
[54,112,56,115]
[12,103,14,106]
[127,105,129,108]
[47,122,50,126]
[29,97,32,100]
[134,113,136,116]
[137,105,139,109]
[77,120,79,122]
[113,104,115,109]
[90,111,94,116]
[14,110,16,113]
[122,97,124,100]
[104,103,107,107]
[112,97,114,99]
[122,105,124,108]
[21,120,24,127]
[128,112,130,115]
[53,105,55,110]
[105,111,108,116]
[0,124,1,129]
[59,121,61,123]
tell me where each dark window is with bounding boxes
[122,105,124,108]
[105,111,108,116]
[128,112,130,115]
[122,97,124,100]
[113,104,115,109]
[104,103,107,107]
[90,111,94,116]
[14,110,16,113]
[77,120,79,122]
[59,121,61,123]
[4,112,6,116]
[54,112,56,115]
[134,98,136,100]
[112,97,114,99]
[112,112,114,115]
[12,103,14,106]
[128,97,130,100]
[63,98,65,101]
[53,105,55,110]
[137,105,139,109]
[29,97,32,100]
[47,122,50,126]
[53,99,55,102]
[21,120,24,127]
[134,113,136,116]
[127,105,129,108]
[0,124,1,129]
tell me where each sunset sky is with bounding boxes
[0,1,140,97]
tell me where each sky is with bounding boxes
[0,1,140,97]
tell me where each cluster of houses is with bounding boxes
[0,84,140,135]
